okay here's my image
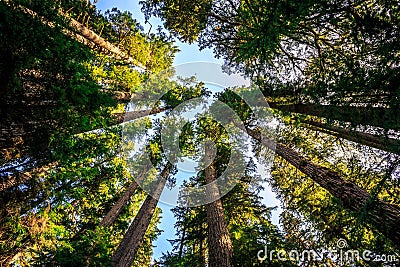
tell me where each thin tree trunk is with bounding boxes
[205,149,233,267]
[178,211,187,259]
[246,127,400,246]
[110,91,152,103]
[113,107,169,124]
[112,163,172,267]
[99,163,151,227]
[301,119,400,154]
[268,102,399,130]
[1,105,167,151]
[98,181,139,227]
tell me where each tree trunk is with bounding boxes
[246,127,400,246]
[112,163,172,267]
[99,181,139,227]
[205,149,233,267]
[178,211,187,259]
[268,102,399,130]
[1,106,167,151]
[113,107,169,124]
[63,12,145,68]
[99,163,151,227]
[301,119,400,154]
[12,4,146,69]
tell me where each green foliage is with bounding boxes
[102,8,178,72]
[141,0,212,43]
[161,78,209,107]
[0,0,118,167]
[88,56,142,93]
[158,107,294,266]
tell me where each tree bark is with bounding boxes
[1,105,167,151]
[112,163,172,267]
[301,119,400,154]
[99,163,151,227]
[268,102,399,130]
[205,149,233,267]
[246,127,400,246]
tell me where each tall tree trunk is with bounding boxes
[178,226,186,259]
[110,91,151,103]
[62,11,146,69]
[12,4,146,69]
[300,119,400,154]
[112,163,172,267]
[99,163,151,227]
[268,102,399,130]
[246,127,400,246]
[205,149,233,267]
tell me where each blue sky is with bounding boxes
[95,0,282,262]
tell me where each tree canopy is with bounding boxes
[1,0,400,266]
